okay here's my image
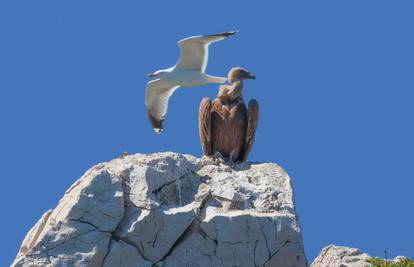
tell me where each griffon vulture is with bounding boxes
[199,67,259,162]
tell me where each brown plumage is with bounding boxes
[199,67,259,162]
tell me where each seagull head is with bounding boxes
[228,67,256,84]
[148,70,167,78]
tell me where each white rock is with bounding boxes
[102,240,152,267]
[15,209,53,257]
[12,166,124,267]
[311,245,372,267]
[13,152,307,267]
[311,245,413,267]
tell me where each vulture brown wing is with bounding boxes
[198,97,213,156]
[241,99,259,162]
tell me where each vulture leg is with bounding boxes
[241,99,259,162]
[198,97,213,156]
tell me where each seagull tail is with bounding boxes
[206,75,227,84]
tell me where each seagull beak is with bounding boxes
[148,73,156,78]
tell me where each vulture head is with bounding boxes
[227,67,256,84]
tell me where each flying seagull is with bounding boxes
[145,31,238,133]
[199,67,258,162]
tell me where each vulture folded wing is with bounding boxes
[198,97,213,156]
[241,99,259,162]
[145,79,179,133]
[176,31,237,72]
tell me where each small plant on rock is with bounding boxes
[367,257,414,267]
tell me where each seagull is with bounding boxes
[145,31,238,133]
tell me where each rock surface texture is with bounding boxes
[12,152,307,267]
[311,245,371,267]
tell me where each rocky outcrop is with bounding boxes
[311,245,413,267]
[12,152,307,267]
[311,245,371,267]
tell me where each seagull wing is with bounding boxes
[175,31,237,72]
[145,79,179,133]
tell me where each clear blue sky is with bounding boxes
[1,1,413,265]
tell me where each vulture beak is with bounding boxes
[148,73,156,78]
[245,72,256,80]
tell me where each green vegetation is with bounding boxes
[367,257,414,267]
